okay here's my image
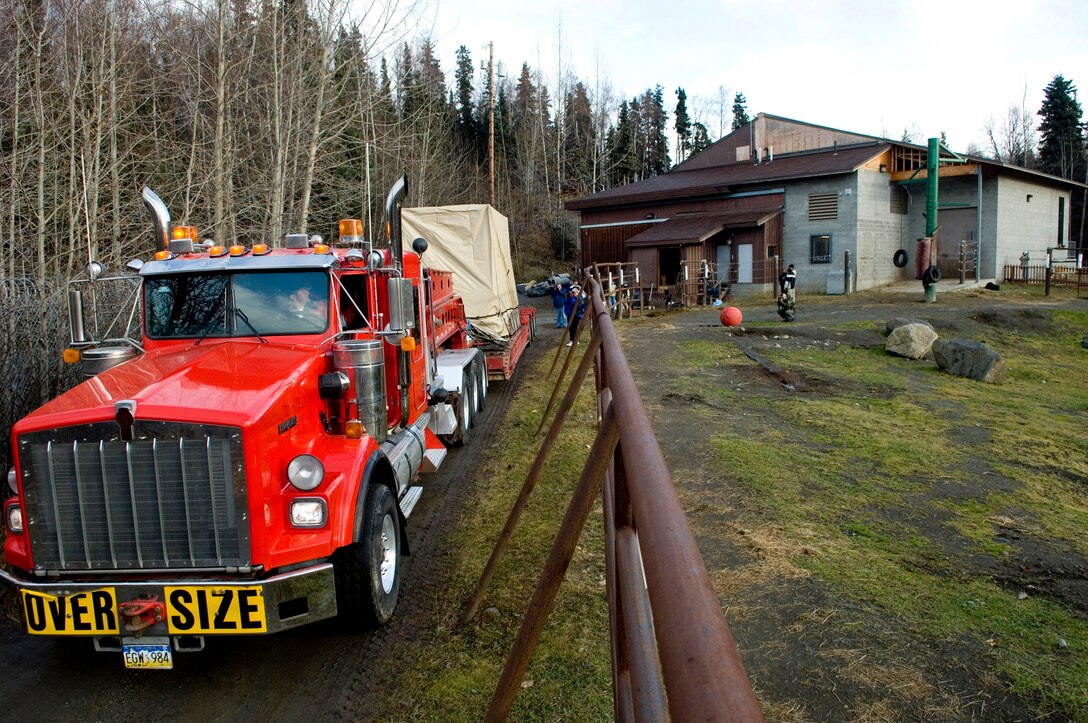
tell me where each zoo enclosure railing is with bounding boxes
[465,274,762,721]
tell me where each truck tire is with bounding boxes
[470,358,483,415]
[475,356,488,410]
[529,314,537,343]
[449,369,474,446]
[333,483,401,627]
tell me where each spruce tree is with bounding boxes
[731,92,749,131]
[1037,74,1084,179]
[453,45,478,150]
[691,122,712,155]
[643,85,670,176]
[608,100,635,185]
[674,87,692,163]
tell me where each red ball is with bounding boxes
[720,306,743,327]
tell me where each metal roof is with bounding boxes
[566,143,886,211]
[625,208,784,247]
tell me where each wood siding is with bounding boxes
[629,247,658,293]
[580,223,655,269]
[579,192,783,227]
[579,197,785,290]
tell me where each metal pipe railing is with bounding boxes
[474,275,761,721]
[585,274,762,721]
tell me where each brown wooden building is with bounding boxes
[567,114,1084,297]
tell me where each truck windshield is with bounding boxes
[145,270,330,339]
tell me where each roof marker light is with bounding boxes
[154,250,173,261]
[252,243,270,256]
[338,219,364,245]
[209,245,228,257]
[314,244,330,254]
[172,225,198,242]
[229,245,247,257]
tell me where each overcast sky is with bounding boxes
[409,0,1087,154]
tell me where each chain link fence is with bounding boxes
[0,276,138,473]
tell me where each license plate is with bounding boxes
[21,588,119,635]
[122,636,173,670]
[164,585,267,634]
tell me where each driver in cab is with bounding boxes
[287,286,327,322]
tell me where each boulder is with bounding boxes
[932,339,1006,383]
[885,317,934,336]
[885,323,938,359]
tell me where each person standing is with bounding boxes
[565,285,587,346]
[777,265,797,321]
[551,280,568,328]
[779,264,796,300]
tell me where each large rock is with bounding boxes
[885,317,934,335]
[885,323,938,359]
[932,339,1006,383]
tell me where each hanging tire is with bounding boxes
[333,483,401,627]
[893,249,908,268]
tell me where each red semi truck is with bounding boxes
[0,177,535,669]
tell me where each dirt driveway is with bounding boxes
[616,285,1088,722]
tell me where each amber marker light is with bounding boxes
[63,348,81,364]
[345,419,363,439]
[172,225,198,242]
[229,245,247,256]
[313,243,330,254]
[209,245,228,257]
[154,250,173,261]
[399,336,417,351]
[338,219,363,238]
[252,243,270,256]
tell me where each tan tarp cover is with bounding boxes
[402,205,519,338]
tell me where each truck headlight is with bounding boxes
[286,454,324,491]
[290,498,327,528]
[6,503,23,534]
[7,467,16,495]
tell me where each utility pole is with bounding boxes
[488,41,496,208]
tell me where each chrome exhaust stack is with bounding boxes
[384,175,407,271]
[142,187,171,252]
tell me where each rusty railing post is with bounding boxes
[461,331,603,625]
[484,406,620,722]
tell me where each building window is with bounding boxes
[767,245,777,259]
[808,192,838,221]
[810,234,832,264]
[890,186,908,214]
[1058,197,1066,247]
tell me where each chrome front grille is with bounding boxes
[18,421,250,574]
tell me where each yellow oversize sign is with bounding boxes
[21,588,119,635]
[164,586,267,634]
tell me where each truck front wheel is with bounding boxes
[334,483,401,627]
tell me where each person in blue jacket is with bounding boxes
[551,281,568,328]
[565,285,587,346]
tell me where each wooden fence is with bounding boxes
[1003,265,1086,290]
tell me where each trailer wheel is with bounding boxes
[333,483,401,627]
[449,369,474,446]
[475,356,488,410]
